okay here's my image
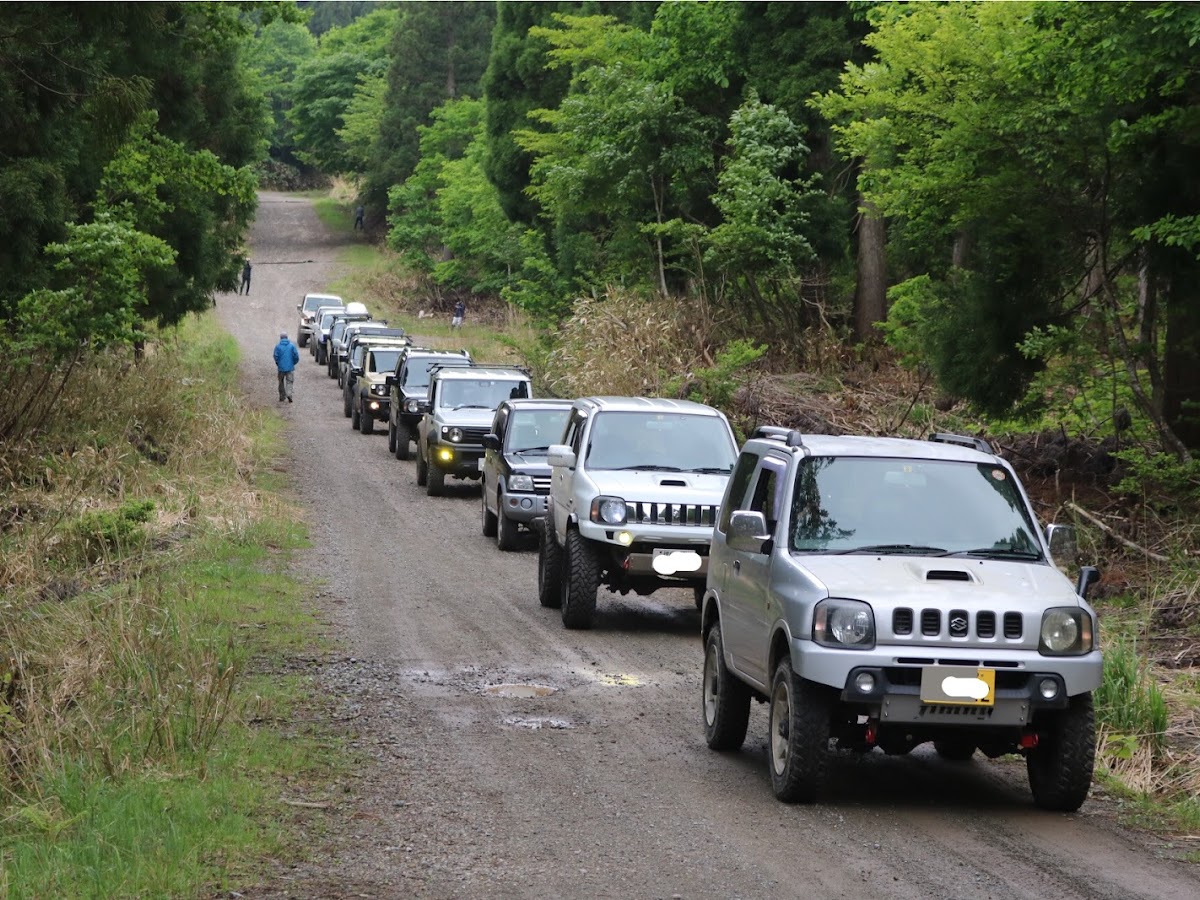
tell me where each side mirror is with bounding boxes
[1046,523,1078,568]
[296,304,301,311]
[384,375,395,388]
[350,365,363,376]
[547,444,576,469]
[727,510,772,554]
[482,434,500,452]
[1077,565,1101,600]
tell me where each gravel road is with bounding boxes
[216,193,1200,900]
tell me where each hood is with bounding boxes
[590,470,729,504]
[506,452,552,474]
[795,554,1080,608]
[438,408,496,427]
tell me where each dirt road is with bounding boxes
[216,193,1200,899]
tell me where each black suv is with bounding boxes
[386,348,473,461]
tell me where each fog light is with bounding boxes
[438,448,454,462]
[369,401,379,410]
[616,531,633,546]
[1039,678,1059,700]
[520,498,533,510]
[854,672,876,694]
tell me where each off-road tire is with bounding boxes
[481,488,498,537]
[298,331,307,347]
[416,449,428,486]
[427,460,445,496]
[694,585,705,610]
[767,658,832,803]
[395,422,412,460]
[388,422,397,454]
[350,400,360,429]
[933,739,977,761]
[537,521,562,608]
[496,497,519,552]
[1026,692,1096,812]
[359,401,373,434]
[560,529,601,629]
[343,385,353,418]
[703,625,751,751]
[327,356,337,379]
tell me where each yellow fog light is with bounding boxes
[616,531,633,546]
[438,448,454,462]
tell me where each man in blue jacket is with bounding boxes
[273,332,299,402]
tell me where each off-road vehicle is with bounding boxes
[415,365,533,496]
[348,340,412,435]
[311,301,356,362]
[538,397,739,629]
[336,322,402,390]
[325,307,372,377]
[296,292,344,347]
[385,348,472,460]
[341,330,410,418]
[699,428,1102,811]
[481,399,572,551]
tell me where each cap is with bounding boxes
[280,331,288,338]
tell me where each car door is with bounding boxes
[550,410,585,538]
[484,405,508,517]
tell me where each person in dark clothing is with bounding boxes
[451,299,466,328]
[240,260,252,294]
[273,332,299,402]
[354,205,365,231]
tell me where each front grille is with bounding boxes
[628,501,718,527]
[893,609,913,635]
[533,475,551,494]
[1004,612,1024,639]
[948,609,969,638]
[893,608,1022,641]
[977,611,996,638]
[921,609,941,636]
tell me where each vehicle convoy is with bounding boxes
[538,397,739,629]
[312,303,358,364]
[341,330,410,417]
[308,302,345,358]
[416,365,533,497]
[699,428,1103,811]
[348,340,412,434]
[297,292,345,347]
[336,323,403,389]
[386,348,473,460]
[325,306,372,377]
[481,399,573,551]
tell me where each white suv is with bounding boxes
[538,397,738,629]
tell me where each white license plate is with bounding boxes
[651,549,703,575]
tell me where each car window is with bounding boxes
[507,408,570,454]
[718,451,759,532]
[584,412,736,472]
[748,458,788,534]
[563,412,585,453]
[437,379,528,409]
[370,349,402,374]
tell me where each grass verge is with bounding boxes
[0,314,343,897]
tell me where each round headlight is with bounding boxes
[596,497,626,525]
[830,607,873,645]
[405,399,421,413]
[1040,609,1080,653]
[449,427,464,443]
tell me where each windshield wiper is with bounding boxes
[688,466,732,474]
[944,547,1042,560]
[512,445,550,454]
[452,404,491,410]
[833,544,948,556]
[612,464,683,471]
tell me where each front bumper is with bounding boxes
[501,492,549,523]
[362,395,390,420]
[429,443,484,477]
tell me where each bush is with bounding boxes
[1096,634,1168,753]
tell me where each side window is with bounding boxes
[562,411,585,454]
[717,451,759,532]
[492,407,507,439]
[749,460,787,534]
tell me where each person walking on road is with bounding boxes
[273,331,299,402]
[354,205,365,231]
[451,299,466,329]
[240,260,253,294]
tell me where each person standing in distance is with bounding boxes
[240,259,252,294]
[354,205,365,231]
[273,331,299,402]
[451,299,466,329]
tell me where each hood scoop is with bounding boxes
[658,478,688,487]
[926,569,973,582]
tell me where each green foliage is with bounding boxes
[70,500,156,565]
[670,339,767,411]
[1097,635,1169,754]
[1113,451,1200,506]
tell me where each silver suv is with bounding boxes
[700,428,1102,811]
[538,397,738,629]
[416,365,533,496]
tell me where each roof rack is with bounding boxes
[929,432,993,454]
[752,425,806,448]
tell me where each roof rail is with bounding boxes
[472,363,532,376]
[752,425,806,449]
[929,432,993,454]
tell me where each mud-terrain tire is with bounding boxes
[395,422,412,460]
[560,529,600,630]
[1027,693,1095,812]
[350,399,360,429]
[934,739,976,761]
[537,521,562,608]
[496,498,519,552]
[327,355,337,379]
[388,421,397,454]
[481,489,498,537]
[416,448,428,486]
[360,402,373,434]
[427,460,445,496]
[298,331,308,347]
[343,384,353,418]
[767,657,831,803]
[703,625,751,751]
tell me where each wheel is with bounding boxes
[388,421,397,453]
[343,386,353,418]
[767,657,832,803]
[416,448,428,486]
[350,399,360,429]
[703,625,751,751]
[395,422,412,460]
[426,460,445,496]
[496,496,519,552]
[327,356,337,379]
[359,402,373,434]
[298,331,307,347]
[1026,693,1096,812]
[481,486,497,537]
[317,345,326,365]
[934,738,977,761]
[560,529,600,629]
[537,520,562,608]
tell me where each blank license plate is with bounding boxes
[919,666,995,706]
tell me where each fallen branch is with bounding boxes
[281,798,331,809]
[1065,500,1169,563]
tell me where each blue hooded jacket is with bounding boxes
[273,336,299,373]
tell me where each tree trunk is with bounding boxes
[853,193,887,343]
[1163,257,1200,453]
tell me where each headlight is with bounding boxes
[590,496,627,525]
[508,474,535,492]
[812,599,875,649]
[371,384,388,395]
[444,427,464,443]
[404,399,422,413]
[1039,608,1093,655]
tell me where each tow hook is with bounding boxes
[1018,732,1039,750]
[865,721,878,746]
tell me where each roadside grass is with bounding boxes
[0,314,345,897]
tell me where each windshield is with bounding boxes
[369,349,402,374]
[405,359,470,389]
[584,412,736,472]
[788,457,1043,558]
[304,295,337,312]
[507,409,570,453]
[438,379,528,409]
